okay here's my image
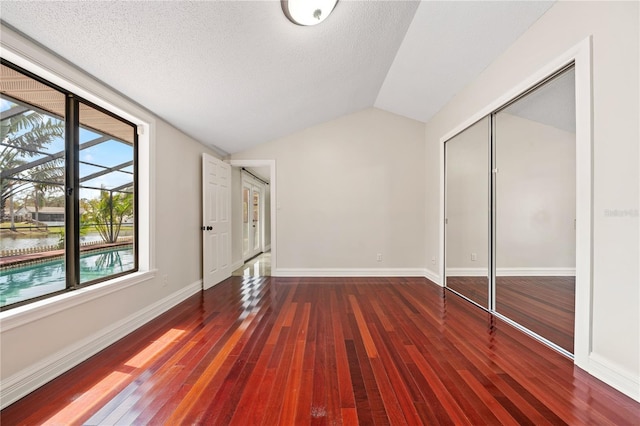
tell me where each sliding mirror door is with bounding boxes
[494,67,576,353]
[445,117,490,308]
[444,66,577,355]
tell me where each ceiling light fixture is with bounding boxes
[282,0,339,26]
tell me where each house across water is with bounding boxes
[9,206,84,226]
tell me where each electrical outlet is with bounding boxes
[471,253,477,261]
[431,257,436,264]
[162,274,168,287]
[376,253,382,262]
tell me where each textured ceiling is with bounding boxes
[0,1,555,155]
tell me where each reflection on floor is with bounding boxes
[232,252,271,277]
[446,276,575,354]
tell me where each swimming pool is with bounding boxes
[0,246,134,307]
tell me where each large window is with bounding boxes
[0,60,137,309]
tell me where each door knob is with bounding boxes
[207,226,213,230]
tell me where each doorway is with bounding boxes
[242,179,264,261]
[229,159,277,275]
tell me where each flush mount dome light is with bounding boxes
[282,0,339,26]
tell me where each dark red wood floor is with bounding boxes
[446,276,575,353]
[2,276,638,425]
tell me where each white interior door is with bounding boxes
[202,153,231,290]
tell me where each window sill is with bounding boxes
[0,269,157,332]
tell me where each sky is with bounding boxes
[2,99,134,200]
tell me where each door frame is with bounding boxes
[229,159,277,275]
[438,37,592,368]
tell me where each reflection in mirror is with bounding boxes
[445,117,489,308]
[494,67,576,353]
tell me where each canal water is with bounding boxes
[0,233,105,251]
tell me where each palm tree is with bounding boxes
[82,190,133,243]
[1,106,65,224]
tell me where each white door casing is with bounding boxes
[202,153,231,290]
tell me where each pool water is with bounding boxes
[0,247,134,307]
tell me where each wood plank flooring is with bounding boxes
[446,276,575,353]
[2,276,638,425]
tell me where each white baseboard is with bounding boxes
[446,267,576,277]
[497,267,576,276]
[445,268,487,276]
[0,280,202,409]
[424,268,442,285]
[230,259,244,272]
[588,353,640,402]
[274,268,428,278]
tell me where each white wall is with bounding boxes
[232,107,426,275]
[426,1,639,399]
[155,120,216,286]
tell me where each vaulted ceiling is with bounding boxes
[0,1,554,155]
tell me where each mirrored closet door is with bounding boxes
[444,65,576,355]
[494,68,576,353]
[445,117,490,309]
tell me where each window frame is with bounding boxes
[1,59,140,310]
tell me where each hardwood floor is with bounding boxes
[2,276,638,425]
[446,276,575,353]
